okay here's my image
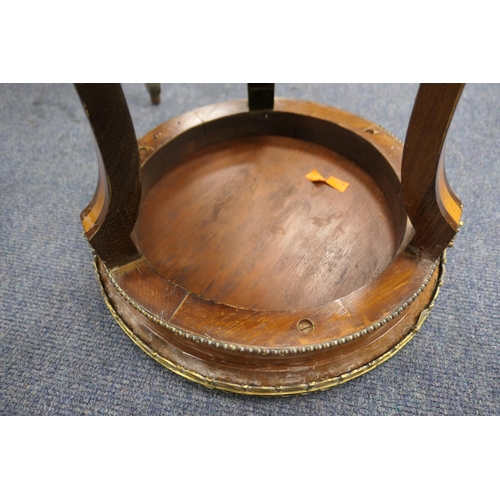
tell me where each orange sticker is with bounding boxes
[325,176,349,192]
[305,170,349,192]
[305,169,326,182]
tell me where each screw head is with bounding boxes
[297,318,315,334]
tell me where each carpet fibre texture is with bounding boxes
[1,83,499,415]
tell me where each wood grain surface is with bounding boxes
[134,135,398,310]
[100,256,439,393]
[75,86,461,392]
[402,83,464,258]
[75,84,141,267]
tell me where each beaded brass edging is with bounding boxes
[100,258,439,356]
[97,121,433,356]
[93,251,447,396]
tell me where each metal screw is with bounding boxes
[297,318,315,334]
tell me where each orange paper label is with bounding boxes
[305,169,326,182]
[305,169,349,192]
[325,176,349,192]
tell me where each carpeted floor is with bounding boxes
[1,83,498,415]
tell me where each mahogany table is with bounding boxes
[74,83,463,395]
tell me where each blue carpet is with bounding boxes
[1,83,498,415]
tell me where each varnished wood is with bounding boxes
[100,256,440,393]
[74,85,463,394]
[402,83,464,258]
[107,247,434,349]
[137,98,408,237]
[98,98,439,393]
[134,135,399,310]
[75,84,141,267]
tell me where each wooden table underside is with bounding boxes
[87,98,446,395]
